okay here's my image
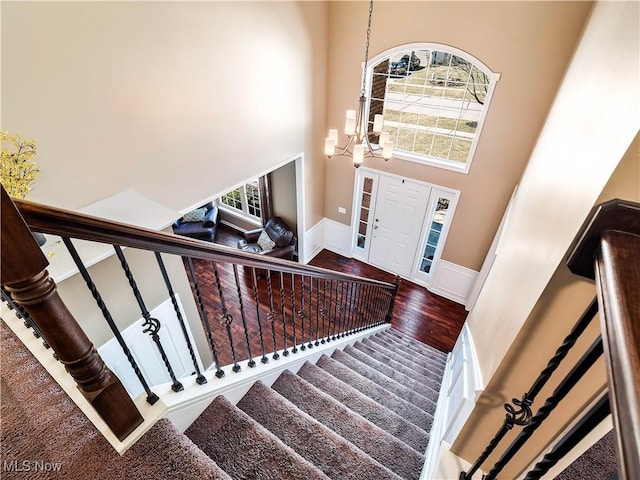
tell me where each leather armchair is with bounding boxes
[238,216,296,260]
[172,202,219,242]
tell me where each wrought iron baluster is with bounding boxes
[299,275,307,351]
[280,272,289,357]
[379,288,390,325]
[365,284,374,327]
[484,336,605,480]
[156,253,206,385]
[264,270,280,360]
[61,238,158,404]
[320,278,328,344]
[340,281,348,337]
[330,280,338,341]
[250,268,269,364]
[460,299,600,480]
[290,273,298,353]
[354,283,363,332]
[307,276,314,349]
[211,261,240,373]
[114,246,183,393]
[187,258,225,378]
[232,265,255,368]
[347,282,356,334]
[524,395,611,480]
[376,287,386,325]
[385,275,400,323]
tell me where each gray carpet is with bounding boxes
[0,320,231,480]
[554,430,618,480]
[2,318,447,480]
[186,328,447,480]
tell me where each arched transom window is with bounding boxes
[367,44,500,173]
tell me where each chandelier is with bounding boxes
[324,0,393,168]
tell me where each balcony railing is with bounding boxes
[1,187,399,442]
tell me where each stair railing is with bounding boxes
[459,199,639,480]
[1,187,399,442]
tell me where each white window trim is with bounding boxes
[365,42,501,174]
[217,181,262,227]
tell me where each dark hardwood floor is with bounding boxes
[205,223,468,355]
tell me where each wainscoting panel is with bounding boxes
[428,260,478,307]
[442,323,484,444]
[422,323,483,479]
[323,218,352,257]
[301,219,325,264]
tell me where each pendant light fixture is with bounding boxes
[324,0,393,168]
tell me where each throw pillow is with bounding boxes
[257,230,276,251]
[182,207,207,223]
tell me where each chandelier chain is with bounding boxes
[361,0,374,97]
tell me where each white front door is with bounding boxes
[367,175,431,277]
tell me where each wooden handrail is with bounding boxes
[13,197,396,291]
[1,187,144,441]
[566,198,640,480]
[595,230,640,480]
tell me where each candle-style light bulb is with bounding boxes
[345,110,357,136]
[373,114,384,133]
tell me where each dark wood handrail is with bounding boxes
[594,230,640,480]
[14,197,396,291]
[565,198,639,480]
[1,188,144,441]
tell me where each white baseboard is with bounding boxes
[428,260,478,306]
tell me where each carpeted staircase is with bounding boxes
[184,328,447,480]
[1,318,446,480]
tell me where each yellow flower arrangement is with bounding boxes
[1,131,40,199]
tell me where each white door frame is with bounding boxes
[350,167,460,285]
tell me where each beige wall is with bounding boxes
[453,0,639,474]
[271,161,298,235]
[468,0,639,387]
[325,1,593,271]
[1,1,328,229]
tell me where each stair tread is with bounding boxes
[367,336,447,372]
[362,338,446,379]
[237,380,404,480]
[382,329,449,360]
[354,342,445,386]
[375,332,448,365]
[344,344,441,398]
[273,369,425,480]
[317,354,433,431]
[298,361,430,453]
[332,348,437,414]
[367,337,447,374]
[186,395,330,480]
[374,333,448,367]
